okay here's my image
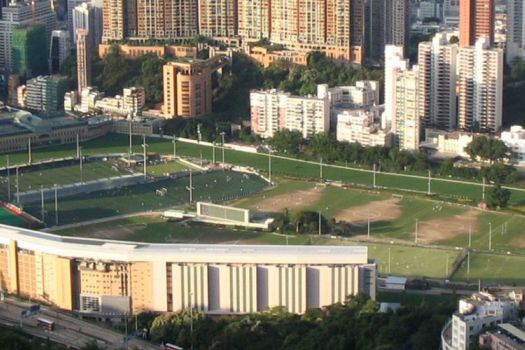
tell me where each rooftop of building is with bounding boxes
[0,224,370,265]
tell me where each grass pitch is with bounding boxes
[25,170,268,226]
[0,207,27,227]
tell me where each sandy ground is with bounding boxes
[251,186,324,213]
[417,210,480,244]
[334,198,402,225]
[511,235,525,248]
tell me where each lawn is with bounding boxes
[0,161,131,199]
[25,170,268,226]
[141,161,195,177]
[377,291,461,307]
[3,133,525,205]
[453,252,525,285]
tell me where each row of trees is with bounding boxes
[143,295,455,350]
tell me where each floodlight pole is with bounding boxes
[79,147,83,183]
[76,133,80,158]
[488,222,492,251]
[172,135,177,158]
[186,168,194,203]
[319,157,323,181]
[142,135,147,179]
[54,184,58,226]
[221,132,225,165]
[445,254,449,277]
[373,164,377,189]
[388,247,391,274]
[212,142,216,164]
[15,166,19,204]
[427,170,431,195]
[40,186,45,222]
[482,177,486,201]
[367,217,370,240]
[200,151,203,167]
[28,138,31,165]
[129,121,133,159]
[6,155,10,201]
[415,218,419,244]
[268,151,272,183]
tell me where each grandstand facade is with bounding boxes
[0,224,376,315]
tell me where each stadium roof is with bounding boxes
[0,224,369,265]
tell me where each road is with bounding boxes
[0,298,158,350]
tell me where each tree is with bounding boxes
[267,130,304,155]
[465,137,509,164]
[486,184,511,209]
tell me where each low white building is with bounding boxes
[501,125,525,164]
[317,81,380,109]
[64,90,78,112]
[336,109,393,147]
[79,86,103,113]
[425,129,474,158]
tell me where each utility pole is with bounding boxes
[40,186,45,222]
[54,184,58,226]
[489,222,492,251]
[28,138,32,165]
[221,132,225,165]
[373,164,377,189]
[6,155,10,201]
[427,170,431,195]
[15,167,19,204]
[142,135,147,179]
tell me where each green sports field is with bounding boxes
[2,133,525,205]
[0,161,131,199]
[0,207,27,227]
[25,170,268,226]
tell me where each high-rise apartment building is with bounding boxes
[365,0,410,61]
[237,0,270,39]
[102,0,124,41]
[459,0,494,47]
[383,45,409,132]
[72,2,103,47]
[76,29,91,95]
[506,0,525,64]
[0,1,57,73]
[250,89,330,139]
[67,0,86,39]
[11,24,49,78]
[418,32,458,130]
[163,60,213,118]
[394,67,420,150]
[457,37,503,133]
[199,0,238,37]
[49,30,71,74]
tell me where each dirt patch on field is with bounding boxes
[335,198,402,225]
[417,210,480,244]
[251,186,324,213]
[79,223,146,240]
[511,235,525,248]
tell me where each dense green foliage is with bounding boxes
[146,295,454,350]
[503,57,525,127]
[0,328,63,350]
[487,184,512,209]
[465,136,510,163]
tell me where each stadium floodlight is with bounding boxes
[76,133,80,158]
[142,135,147,179]
[268,150,272,183]
[15,166,19,204]
[212,142,216,164]
[220,132,226,165]
[40,186,45,221]
[28,138,32,165]
[129,121,133,159]
[6,155,10,201]
[319,157,323,181]
[172,135,177,158]
[388,247,391,274]
[482,177,486,201]
[488,222,492,251]
[186,168,195,203]
[367,217,371,240]
[427,170,431,195]
[79,147,83,183]
[197,124,202,144]
[373,164,377,189]
[54,184,58,226]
